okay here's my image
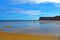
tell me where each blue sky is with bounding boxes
[0,0,60,20]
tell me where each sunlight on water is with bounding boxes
[0,20,60,37]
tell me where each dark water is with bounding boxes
[0,20,60,37]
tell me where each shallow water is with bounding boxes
[0,20,60,37]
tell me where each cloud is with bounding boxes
[5,8,41,16]
[22,10,41,18]
[22,10,41,15]
[8,0,60,4]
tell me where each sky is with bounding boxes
[0,0,60,20]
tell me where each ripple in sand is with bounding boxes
[4,26,12,28]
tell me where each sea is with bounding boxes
[0,20,60,37]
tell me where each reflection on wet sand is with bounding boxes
[40,20,53,24]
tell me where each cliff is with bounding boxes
[39,16,60,20]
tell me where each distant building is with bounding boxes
[39,16,60,20]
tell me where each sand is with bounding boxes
[0,32,58,40]
[4,26,12,28]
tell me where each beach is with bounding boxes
[0,32,58,40]
[0,20,60,40]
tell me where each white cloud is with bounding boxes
[5,9,41,15]
[23,10,41,15]
[8,0,60,4]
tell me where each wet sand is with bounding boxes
[0,32,58,40]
